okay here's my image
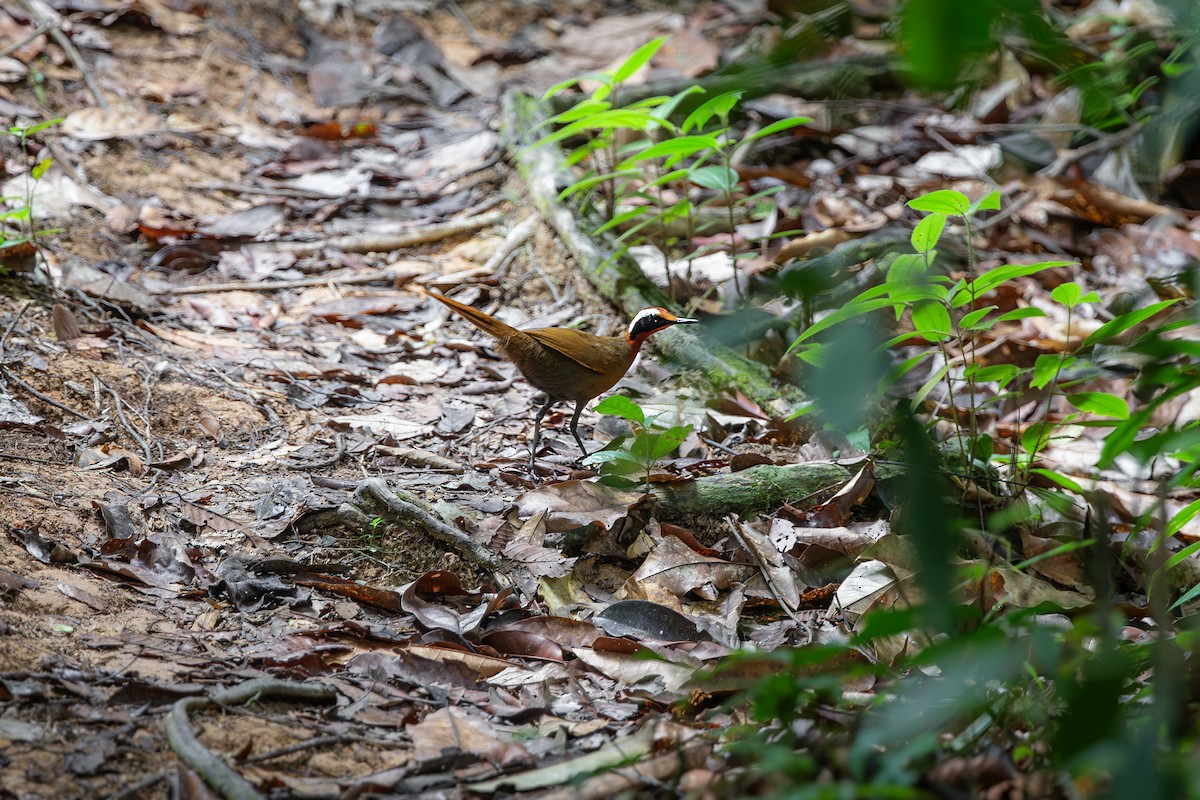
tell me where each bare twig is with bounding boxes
[269,210,504,256]
[480,214,537,275]
[1039,122,1144,178]
[0,21,55,59]
[18,0,107,108]
[726,515,807,626]
[244,733,363,764]
[196,152,501,203]
[160,262,427,295]
[101,770,170,800]
[0,365,90,419]
[101,383,152,466]
[0,301,32,359]
[288,433,345,470]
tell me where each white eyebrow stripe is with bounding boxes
[627,308,663,336]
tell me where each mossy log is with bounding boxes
[500,90,806,415]
[650,460,905,524]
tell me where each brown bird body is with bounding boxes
[426,290,697,462]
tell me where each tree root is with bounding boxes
[165,678,338,800]
[340,477,507,579]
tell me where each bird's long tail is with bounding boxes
[423,289,519,341]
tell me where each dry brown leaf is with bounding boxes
[409,707,531,766]
[61,107,163,141]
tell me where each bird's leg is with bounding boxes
[568,401,588,457]
[529,395,556,466]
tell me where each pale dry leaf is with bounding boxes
[61,107,163,140]
[623,534,753,602]
[409,707,530,766]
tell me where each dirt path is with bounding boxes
[0,2,728,797]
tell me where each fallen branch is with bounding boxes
[650,462,858,523]
[161,263,426,295]
[341,478,507,579]
[271,210,505,256]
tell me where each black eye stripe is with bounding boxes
[632,315,665,334]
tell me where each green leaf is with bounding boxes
[1167,498,1200,541]
[1030,467,1084,492]
[592,395,645,426]
[996,307,1048,322]
[908,190,970,215]
[741,116,811,144]
[960,305,997,330]
[646,86,706,121]
[599,474,642,489]
[1051,281,1082,308]
[969,190,1001,213]
[640,167,692,190]
[912,299,952,342]
[1066,392,1129,419]
[911,213,947,254]
[682,90,743,133]
[650,424,692,460]
[913,361,951,407]
[611,36,670,83]
[532,109,663,150]
[13,117,63,139]
[619,135,721,165]
[1022,421,1056,456]
[1098,407,1153,468]
[581,448,633,466]
[1013,538,1096,571]
[592,206,651,236]
[689,165,739,191]
[954,261,1073,306]
[630,431,657,461]
[1169,580,1200,612]
[881,351,936,393]
[558,169,641,201]
[545,98,612,125]
[969,363,1022,386]
[1081,299,1181,348]
[887,252,929,282]
[31,158,52,180]
[973,434,994,463]
[1030,353,1065,390]
[540,76,585,102]
[790,293,907,348]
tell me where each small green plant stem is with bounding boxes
[960,213,981,464]
[719,147,743,300]
[1022,303,1073,486]
[647,158,674,287]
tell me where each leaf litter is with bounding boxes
[0,0,1198,798]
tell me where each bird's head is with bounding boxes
[626,307,699,347]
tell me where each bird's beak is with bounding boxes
[673,316,699,325]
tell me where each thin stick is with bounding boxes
[160,263,427,295]
[0,301,32,358]
[18,0,107,108]
[726,515,807,626]
[0,366,89,419]
[480,214,537,275]
[0,21,54,59]
[269,210,504,256]
[102,384,152,466]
